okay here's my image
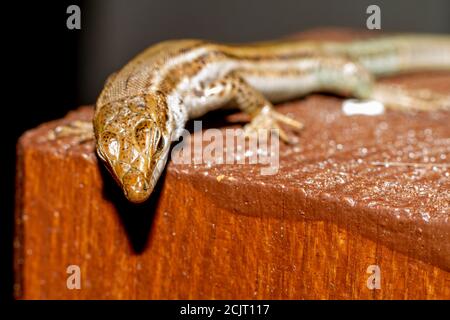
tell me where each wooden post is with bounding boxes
[14,30,450,299]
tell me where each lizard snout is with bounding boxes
[122,168,152,203]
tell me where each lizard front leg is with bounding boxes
[190,73,304,143]
[233,75,303,142]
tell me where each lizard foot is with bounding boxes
[244,106,303,143]
[47,120,94,144]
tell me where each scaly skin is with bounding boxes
[90,35,450,203]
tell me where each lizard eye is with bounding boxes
[134,120,162,155]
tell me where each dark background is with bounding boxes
[2,0,449,300]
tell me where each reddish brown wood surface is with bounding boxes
[14,29,450,299]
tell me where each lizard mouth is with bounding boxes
[121,168,152,203]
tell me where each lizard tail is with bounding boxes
[325,35,450,76]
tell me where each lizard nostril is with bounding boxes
[122,168,151,203]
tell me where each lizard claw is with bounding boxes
[271,110,304,130]
[244,106,303,144]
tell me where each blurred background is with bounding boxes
[80,0,450,103]
[2,0,449,300]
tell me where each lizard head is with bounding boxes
[94,93,172,203]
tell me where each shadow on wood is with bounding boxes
[99,163,166,254]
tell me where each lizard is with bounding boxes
[54,34,450,203]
